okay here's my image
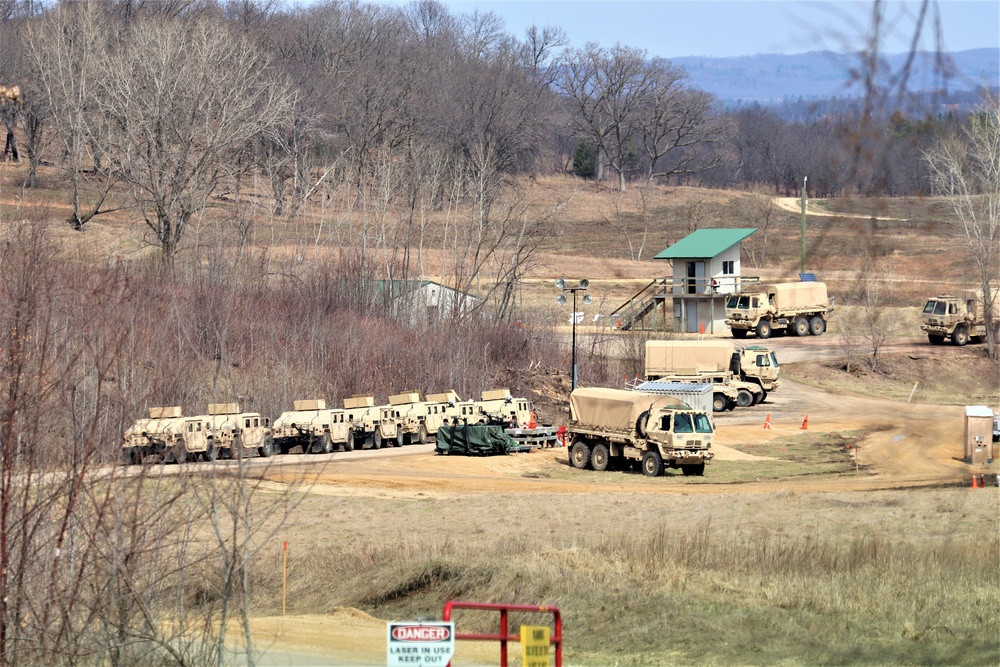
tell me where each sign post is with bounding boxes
[387,621,455,667]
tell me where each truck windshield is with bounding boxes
[770,352,779,369]
[674,414,693,433]
[693,413,713,433]
[923,300,947,315]
[726,295,751,309]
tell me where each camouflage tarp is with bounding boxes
[435,424,513,456]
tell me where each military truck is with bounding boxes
[204,403,273,458]
[920,289,997,346]
[122,406,211,464]
[388,391,449,444]
[725,282,830,339]
[475,389,559,447]
[644,340,780,407]
[567,387,714,477]
[271,399,354,454]
[344,395,403,449]
[431,391,485,425]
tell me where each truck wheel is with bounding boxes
[344,431,355,452]
[418,424,428,444]
[793,316,809,336]
[173,446,186,465]
[373,431,383,449]
[808,316,825,335]
[681,463,705,476]
[952,326,969,346]
[395,431,404,447]
[205,442,218,462]
[635,411,650,438]
[755,320,772,339]
[570,440,591,469]
[258,437,274,458]
[712,394,729,412]
[591,444,610,472]
[641,450,663,477]
[758,390,768,404]
[736,389,754,408]
[320,434,333,454]
[732,329,748,339]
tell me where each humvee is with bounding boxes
[122,406,210,464]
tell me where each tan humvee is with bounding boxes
[388,391,449,444]
[122,406,210,464]
[271,399,353,454]
[204,403,273,458]
[345,395,402,449]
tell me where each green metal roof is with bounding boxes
[654,228,757,260]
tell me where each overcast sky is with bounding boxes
[377,0,1000,58]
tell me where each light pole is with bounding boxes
[556,278,591,391]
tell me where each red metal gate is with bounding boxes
[442,600,562,667]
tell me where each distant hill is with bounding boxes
[672,48,999,107]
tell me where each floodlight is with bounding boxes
[555,277,566,290]
[583,294,593,305]
[556,294,567,305]
[579,278,590,290]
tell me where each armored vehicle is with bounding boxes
[271,399,353,454]
[920,289,997,346]
[388,391,449,444]
[122,406,210,464]
[725,282,830,339]
[345,395,402,449]
[204,403,272,458]
[567,387,714,477]
[475,388,559,447]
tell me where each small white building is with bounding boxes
[390,280,480,325]
[653,228,757,334]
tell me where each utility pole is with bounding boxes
[800,176,808,275]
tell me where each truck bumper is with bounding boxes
[666,450,715,464]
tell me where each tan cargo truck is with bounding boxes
[271,399,354,454]
[920,290,997,346]
[475,388,559,447]
[203,403,273,458]
[345,395,403,449]
[725,282,830,339]
[388,391,449,444]
[122,406,210,464]
[644,340,780,408]
[567,387,715,477]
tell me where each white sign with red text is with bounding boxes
[386,621,455,666]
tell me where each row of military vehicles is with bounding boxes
[122,389,556,465]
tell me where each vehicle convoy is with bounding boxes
[566,387,715,477]
[122,406,210,464]
[388,391,449,444]
[725,281,830,339]
[920,289,998,346]
[271,399,353,454]
[345,395,403,449]
[203,403,273,458]
[644,340,780,410]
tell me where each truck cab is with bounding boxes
[920,292,985,346]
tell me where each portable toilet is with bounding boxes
[964,406,993,464]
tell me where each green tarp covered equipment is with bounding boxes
[435,424,514,456]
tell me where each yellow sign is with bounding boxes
[521,625,551,667]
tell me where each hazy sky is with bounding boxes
[379,0,1000,58]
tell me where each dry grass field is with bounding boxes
[1,162,998,665]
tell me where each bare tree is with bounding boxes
[739,185,776,269]
[97,18,292,260]
[924,96,1000,359]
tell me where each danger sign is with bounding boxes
[387,621,455,666]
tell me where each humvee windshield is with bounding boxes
[923,300,946,315]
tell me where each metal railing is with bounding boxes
[443,600,562,667]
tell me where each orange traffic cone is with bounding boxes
[971,475,979,489]
[762,413,772,429]
[801,415,809,430]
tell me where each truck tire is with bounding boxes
[732,328,748,339]
[755,320,772,339]
[736,389,754,408]
[258,437,274,458]
[793,316,809,336]
[681,463,705,476]
[395,431,404,447]
[570,440,591,469]
[641,450,663,477]
[417,424,428,444]
[344,432,355,452]
[173,446,186,465]
[205,442,218,462]
[635,411,650,438]
[952,325,969,346]
[591,444,610,472]
[808,316,825,335]
[757,389,768,404]
[712,394,729,412]
[373,431,383,449]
